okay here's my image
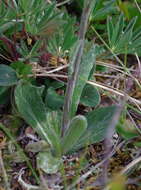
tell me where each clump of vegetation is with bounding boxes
[0,0,141,189]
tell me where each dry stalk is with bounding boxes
[57,0,72,7]
[120,156,141,175]
[87,80,141,106]
[134,0,141,13]
[135,52,141,78]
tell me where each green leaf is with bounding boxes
[0,86,10,104]
[46,111,62,155]
[37,151,62,174]
[118,1,141,28]
[8,151,27,163]
[0,64,18,86]
[92,0,116,21]
[15,82,61,153]
[110,14,124,47]
[15,82,48,139]
[80,84,100,107]
[134,141,141,147]
[11,61,32,78]
[73,106,119,150]
[25,140,50,153]
[107,14,140,54]
[70,45,96,117]
[23,2,65,37]
[86,106,118,141]
[51,80,64,89]
[47,12,77,56]
[0,22,17,34]
[45,87,64,110]
[62,115,87,154]
[28,40,42,59]
[116,118,139,140]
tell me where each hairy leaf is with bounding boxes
[37,151,62,174]
[62,115,87,154]
[70,45,96,117]
[73,106,119,150]
[25,140,50,153]
[15,82,61,152]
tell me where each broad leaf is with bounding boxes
[0,64,18,86]
[0,86,10,104]
[37,151,62,174]
[45,87,64,110]
[51,81,64,89]
[25,140,50,153]
[80,84,100,107]
[44,79,64,89]
[62,115,87,154]
[15,82,61,152]
[73,106,119,150]
[70,45,96,117]
[11,61,32,78]
[116,118,139,140]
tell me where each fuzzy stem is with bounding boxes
[62,0,95,136]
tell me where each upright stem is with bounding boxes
[62,0,95,136]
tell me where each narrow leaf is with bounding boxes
[0,22,16,33]
[70,45,96,117]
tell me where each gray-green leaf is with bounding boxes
[73,106,118,151]
[15,82,61,152]
[62,115,87,154]
[25,140,50,153]
[80,84,100,107]
[0,64,18,86]
[70,45,96,117]
[37,151,62,174]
